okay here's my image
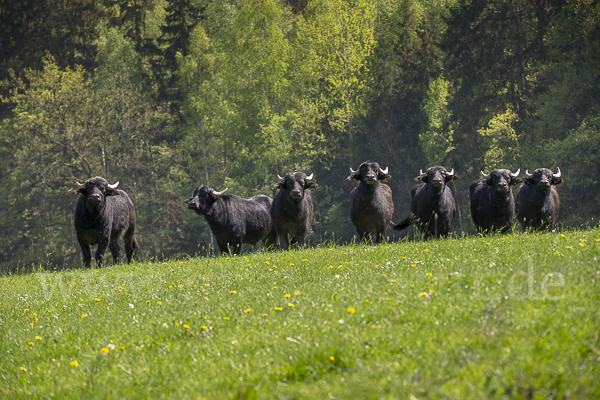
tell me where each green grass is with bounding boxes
[1,229,600,399]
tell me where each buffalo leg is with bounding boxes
[95,237,109,267]
[124,230,137,263]
[109,240,121,265]
[77,237,92,268]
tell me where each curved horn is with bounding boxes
[525,169,532,178]
[277,174,285,182]
[306,173,314,180]
[213,188,228,196]
[510,168,521,177]
[480,171,490,178]
[448,168,455,176]
[107,181,119,189]
[76,181,85,188]
[349,167,357,175]
[379,166,389,174]
[420,169,424,175]
[553,167,561,178]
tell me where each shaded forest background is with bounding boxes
[1,0,598,270]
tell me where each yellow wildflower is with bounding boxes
[224,317,230,320]
[81,314,87,318]
[418,292,427,296]
[274,307,283,311]
[157,301,162,305]
[100,347,109,354]
[288,303,295,307]
[201,325,208,329]
[330,356,335,361]
[118,286,123,290]
[20,367,27,372]
[272,286,278,289]
[35,336,41,340]
[294,292,301,295]
[244,308,252,313]
[27,342,34,346]
[94,298,100,302]
[284,293,291,298]
[70,361,79,367]
[411,264,416,268]
[230,290,237,294]
[347,307,356,314]
[183,324,190,329]
[426,272,432,277]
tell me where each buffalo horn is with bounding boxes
[420,169,424,175]
[76,181,85,188]
[107,181,119,189]
[525,170,532,178]
[306,173,314,180]
[510,168,521,177]
[553,167,561,178]
[379,166,388,175]
[349,167,357,175]
[480,171,490,178]
[448,168,455,176]
[277,174,285,182]
[213,188,228,196]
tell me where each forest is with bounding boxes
[1,0,599,270]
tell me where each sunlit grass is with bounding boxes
[1,229,599,399]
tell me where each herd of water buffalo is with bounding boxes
[72,161,563,267]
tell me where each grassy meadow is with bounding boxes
[1,229,599,399]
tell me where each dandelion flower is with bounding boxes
[401,257,406,260]
[426,272,432,277]
[561,234,566,238]
[100,347,109,354]
[94,298,100,302]
[272,286,278,289]
[224,317,230,320]
[205,284,210,287]
[70,361,79,367]
[244,308,252,313]
[174,322,180,326]
[168,285,173,288]
[411,264,416,268]
[183,324,190,329]
[265,261,270,265]
[290,263,294,266]
[567,246,572,250]
[391,279,397,283]
[288,303,295,307]
[118,286,123,291]
[24,309,29,312]
[424,249,429,252]
[330,356,335,361]
[261,313,267,317]
[146,300,150,304]
[81,314,88,318]
[283,293,291,298]
[347,307,356,314]
[178,285,182,288]
[35,336,41,340]
[230,290,237,294]
[120,346,125,351]
[201,325,208,329]
[274,307,283,311]
[294,292,301,295]
[157,301,162,305]
[27,342,34,346]
[328,265,333,269]
[579,243,584,247]
[429,290,434,293]
[19,367,27,372]
[418,292,427,296]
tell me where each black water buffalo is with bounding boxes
[469,168,521,234]
[74,177,140,267]
[515,167,563,231]
[392,166,459,239]
[185,185,278,255]
[271,172,317,249]
[348,161,393,243]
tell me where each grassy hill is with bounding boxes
[1,229,599,399]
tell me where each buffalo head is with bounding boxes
[184,185,228,215]
[348,161,391,185]
[481,168,521,193]
[74,176,120,211]
[275,172,317,202]
[415,166,458,191]
[523,168,562,192]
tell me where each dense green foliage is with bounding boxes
[1,230,599,398]
[1,0,599,269]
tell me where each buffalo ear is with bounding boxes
[74,188,86,196]
[347,173,360,182]
[510,177,522,186]
[306,182,318,190]
[415,175,427,183]
[106,188,119,196]
[378,172,391,182]
[446,174,459,183]
[524,177,534,185]
[274,182,286,190]
[551,177,563,185]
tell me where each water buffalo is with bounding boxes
[348,161,393,243]
[74,177,140,267]
[271,172,317,249]
[185,185,278,255]
[391,166,459,239]
[469,168,521,234]
[516,167,563,231]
